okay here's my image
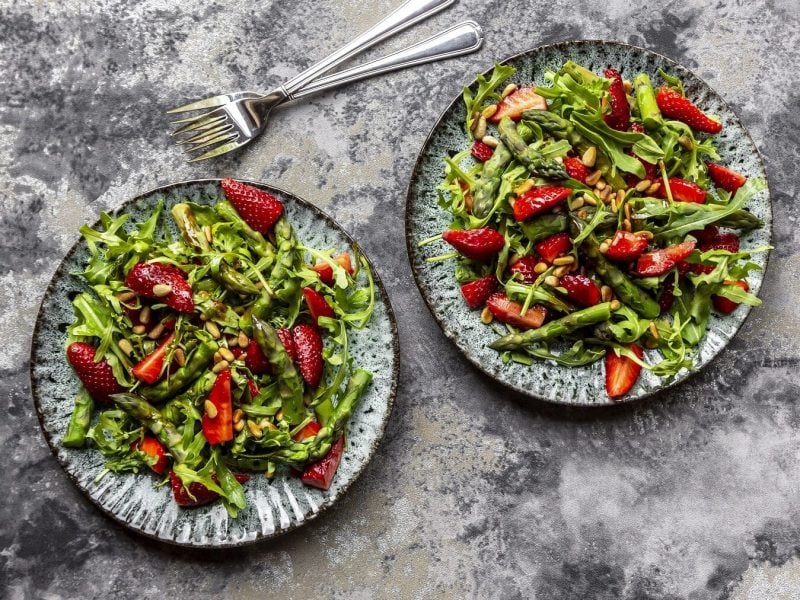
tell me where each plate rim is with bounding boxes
[404,39,772,407]
[30,178,400,547]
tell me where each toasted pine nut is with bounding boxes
[118,339,134,356]
[582,193,597,206]
[585,170,602,186]
[553,256,575,266]
[152,283,172,297]
[148,323,165,339]
[635,179,651,192]
[599,186,611,200]
[610,198,619,213]
[599,242,610,254]
[474,116,487,140]
[203,224,213,243]
[480,306,493,324]
[275,409,284,422]
[132,324,147,335]
[212,360,229,374]
[601,285,613,302]
[616,189,626,205]
[678,135,693,150]
[213,351,222,364]
[636,230,654,240]
[238,331,249,348]
[246,420,263,438]
[623,80,632,93]
[577,209,588,220]
[513,179,535,195]
[205,321,221,339]
[501,83,518,98]
[233,409,244,424]
[481,104,498,119]
[117,291,136,303]
[624,203,632,220]
[219,347,235,362]
[545,275,560,287]
[534,261,549,274]
[481,135,500,148]
[610,299,621,311]
[553,266,570,277]
[264,421,278,432]
[569,197,584,210]
[649,322,660,339]
[595,179,606,191]
[623,219,632,232]
[204,400,218,419]
[582,146,597,168]
[174,347,186,367]
[646,182,661,195]
[234,420,245,432]
[470,112,480,130]
[139,306,151,325]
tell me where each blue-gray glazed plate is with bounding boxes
[406,40,771,406]
[31,179,399,547]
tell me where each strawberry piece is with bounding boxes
[690,225,719,245]
[66,342,123,403]
[513,186,572,222]
[441,227,505,262]
[657,178,707,203]
[486,292,547,329]
[559,274,601,307]
[247,379,259,399]
[245,339,271,375]
[202,369,233,445]
[658,274,676,313]
[605,230,649,261]
[655,86,722,134]
[460,275,499,309]
[713,280,749,314]
[170,470,250,507]
[488,86,547,123]
[693,232,740,274]
[221,178,284,233]
[302,436,345,490]
[603,68,631,131]
[131,333,175,385]
[312,253,353,286]
[534,233,572,265]
[294,420,321,441]
[471,140,494,162]
[636,239,696,276]
[707,162,747,194]
[629,123,646,133]
[132,436,168,475]
[124,262,194,314]
[276,327,297,362]
[509,256,540,284]
[302,287,335,324]
[605,344,644,399]
[564,156,589,183]
[293,323,324,388]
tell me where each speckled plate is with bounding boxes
[31,179,399,547]
[406,40,771,406]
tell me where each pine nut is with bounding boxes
[610,198,619,213]
[246,420,263,438]
[470,112,480,130]
[625,203,632,221]
[637,230,654,240]
[585,170,602,186]
[276,409,284,422]
[582,193,597,206]
[623,79,632,93]
[545,275,560,287]
[623,219,632,232]
[553,256,575,266]
[117,291,136,303]
[233,409,244,424]
[139,306,151,325]
[204,400,218,419]
[219,347,235,362]
[616,189,626,205]
[264,421,278,432]
[481,135,500,148]
[577,209,588,220]
[132,325,147,335]
[152,283,172,297]
[534,262,549,274]
[635,179,651,192]
[501,83,518,98]
[595,179,606,191]
[205,321,221,339]
[601,285,613,302]
[513,179,535,195]
[238,331,249,348]
[203,225,213,243]
[554,266,571,277]
[148,322,165,340]
[481,104,498,119]
[212,359,229,374]
[118,339,134,356]
[258,418,271,430]
[610,299,621,311]
[474,116,487,140]
[174,347,186,367]
[599,242,610,254]
[234,420,245,432]
[582,146,597,168]
[480,306,493,324]
[599,186,611,200]
[646,182,661,195]
[569,197,584,210]
[213,351,222,364]
[678,135,693,150]
[649,321,660,339]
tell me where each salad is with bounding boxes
[425,61,768,399]
[62,179,375,516]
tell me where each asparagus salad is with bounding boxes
[63,179,375,516]
[425,61,768,399]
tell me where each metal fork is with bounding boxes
[168,0,483,161]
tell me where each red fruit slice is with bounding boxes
[486,292,547,329]
[655,86,722,134]
[293,323,324,388]
[509,256,540,284]
[221,178,284,233]
[124,262,194,314]
[460,275,499,309]
[605,344,644,399]
[277,328,297,362]
[603,68,631,131]
[301,436,345,490]
[636,239,696,276]
[559,274,601,307]
[563,156,589,183]
[707,162,747,194]
[302,287,335,324]
[534,233,572,265]
[605,230,649,261]
[312,253,354,286]
[170,470,250,507]
[441,227,505,262]
[488,87,547,123]
[131,333,175,384]
[693,231,740,274]
[471,140,494,162]
[245,339,271,375]
[713,279,749,314]
[690,225,719,245]
[66,342,123,403]
[657,178,707,203]
[293,420,321,442]
[132,436,168,475]
[202,370,233,445]
[513,186,572,222]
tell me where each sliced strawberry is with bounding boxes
[131,333,175,385]
[605,344,644,399]
[202,369,233,445]
[471,140,494,162]
[690,225,720,245]
[303,287,336,323]
[132,436,168,475]
[301,436,345,490]
[636,239,696,276]
[486,292,547,329]
[563,156,589,183]
[655,86,722,134]
[312,253,353,286]
[535,233,572,265]
[713,279,749,314]
[657,178,707,203]
[603,68,631,131]
[245,339,271,375]
[559,274,601,307]
[293,323,324,388]
[707,162,747,194]
[629,122,646,133]
[170,470,250,507]
[605,230,649,261]
[276,327,297,362]
[700,231,740,254]
[124,262,194,314]
[247,379,259,399]
[221,178,284,233]
[441,227,505,262]
[509,256,540,284]
[293,420,321,441]
[460,275,499,309]
[66,342,123,403]
[488,86,547,123]
[513,186,572,221]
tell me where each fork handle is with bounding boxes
[280,0,456,96]
[290,21,483,100]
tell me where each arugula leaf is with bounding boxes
[463,63,517,134]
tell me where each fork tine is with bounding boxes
[171,114,228,136]
[169,107,225,126]
[176,123,234,145]
[185,132,238,153]
[166,95,233,114]
[189,140,247,162]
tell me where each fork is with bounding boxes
[168,0,483,161]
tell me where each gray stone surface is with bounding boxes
[2,0,799,598]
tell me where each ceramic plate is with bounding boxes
[31,180,399,547]
[406,40,771,406]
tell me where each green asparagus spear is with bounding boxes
[268,218,300,302]
[62,388,95,448]
[497,117,568,179]
[111,392,189,463]
[215,201,275,259]
[489,303,613,350]
[521,110,581,145]
[252,316,305,425]
[472,142,513,218]
[634,73,662,128]
[172,203,210,252]
[139,341,219,402]
[520,213,568,244]
[218,263,260,295]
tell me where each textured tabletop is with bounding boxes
[2,0,800,598]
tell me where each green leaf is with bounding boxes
[463,63,517,134]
